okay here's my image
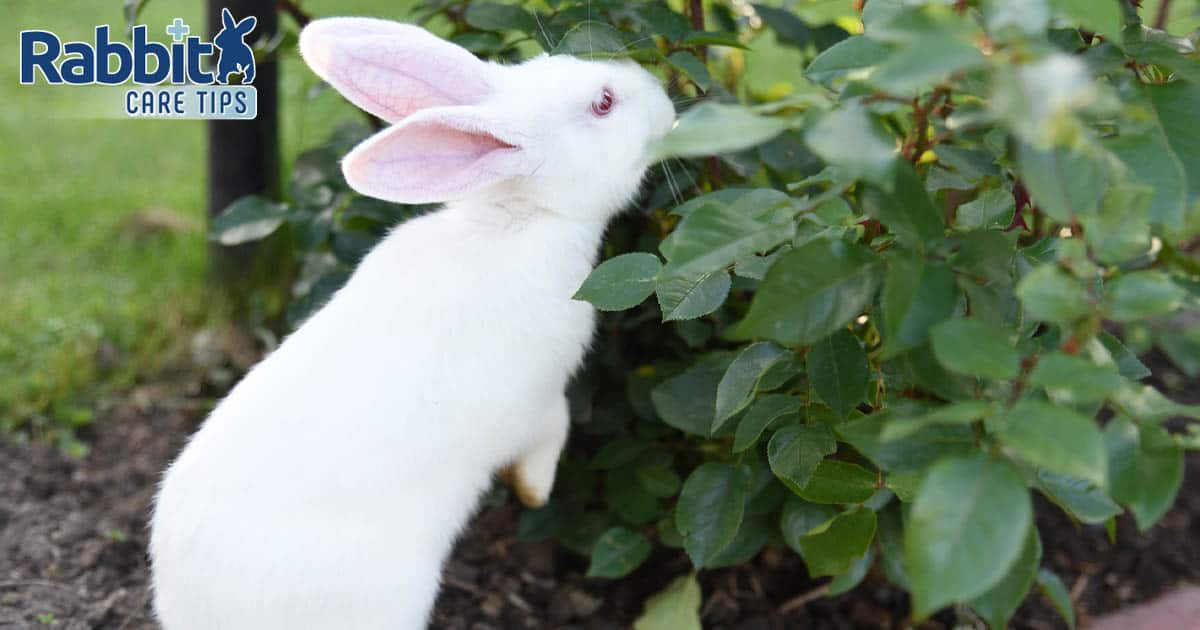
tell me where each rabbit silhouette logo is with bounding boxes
[213,8,257,85]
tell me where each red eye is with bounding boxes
[591,87,615,117]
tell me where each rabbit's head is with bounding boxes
[215,8,257,50]
[299,18,675,221]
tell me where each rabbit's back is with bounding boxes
[151,206,603,629]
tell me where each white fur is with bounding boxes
[149,18,674,630]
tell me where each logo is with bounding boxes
[19,8,258,119]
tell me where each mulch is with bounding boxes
[1,379,1197,629]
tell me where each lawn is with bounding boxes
[0,0,413,444]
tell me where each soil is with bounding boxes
[1,373,1197,629]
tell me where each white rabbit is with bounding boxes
[149,16,675,630]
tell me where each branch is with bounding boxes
[277,0,311,27]
[1155,0,1173,29]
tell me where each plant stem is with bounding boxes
[1155,0,1173,29]
[276,0,311,27]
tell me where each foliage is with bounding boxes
[214,0,1200,625]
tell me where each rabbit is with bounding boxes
[214,7,257,85]
[149,16,675,630]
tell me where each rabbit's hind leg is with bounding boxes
[501,394,569,508]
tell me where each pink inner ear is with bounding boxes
[343,120,520,203]
[300,19,491,123]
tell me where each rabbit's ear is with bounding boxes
[342,108,531,203]
[237,15,257,34]
[299,18,491,123]
[222,8,236,31]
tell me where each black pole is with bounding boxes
[206,0,280,286]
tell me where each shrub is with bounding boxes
[215,0,1200,625]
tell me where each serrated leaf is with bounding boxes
[667,51,712,91]
[210,195,289,246]
[656,269,732,322]
[805,35,889,85]
[587,527,653,578]
[905,455,1033,618]
[1016,265,1093,323]
[1037,569,1077,629]
[931,319,1020,380]
[1105,417,1184,530]
[659,202,796,279]
[1029,352,1123,403]
[767,424,837,492]
[676,463,751,568]
[715,342,789,426]
[805,101,898,186]
[464,2,537,33]
[1103,271,1186,322]
[649,102,789,161]
[881,257,958,358]
[551,20,626,56]
[808,328,870,418]
[651,352,736,435]
[996,400,1107,486]
[969,526,1042,630]
[733,394,801,452]
[1036,470,1122,524]
[633,574,702,630]
[794,459,878,504]
[574,253,662,311]
[732,239,880,347]
[796,506,877,577]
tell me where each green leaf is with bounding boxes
[957,188,1016,230]
[881,257,958,358]
[1036,470,1122,524]
[1082,185,1153,264]
[1016,264,1093,323]
[805,101,898,186]
[733,394,801,452]
[970,526,1042,630]
[805,35,889,85]
[795,459,878,504]
[1037,569,1077,629]
[995,400,1107,486]
[1105,126,1189,227]
[877,401,995,442]
[807,329,870,418]
[587,527,653,578]
[1112,384,1200,424]
[715,342,789,427]
[633,574,702,630]
[210,195,289,246]
[649,102,789,161]
[905,455,1033,618]
[828,547,875,596]
[1105,417,1184,530]
[659,202,795,279]
[838,411,978,471]
[862,164,945,249]
[732,239,880,347]
[753,4,813,48]
[870,36,985,94]
[1048,0,1122,43]
[1015,141,1107,222]
[656,270,732,322]
[796,506,877,577]
[780,495,838,551]
[706,514,771,568]
[767,424,837,492]
[676,463,751,568]
[551,21,626,56]
[667,51,712,91]
[1099,331,1152,380]
[1103,271,1186,322]
[464,2,537,33]
[574,253,662,311]
[651,352,736,435]
[930,319,1020,380]
[1029,352,1123,403]
[1147,80,1200,208]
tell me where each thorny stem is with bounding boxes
[688,0,707,61]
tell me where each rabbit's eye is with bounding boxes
[591,87,615,117]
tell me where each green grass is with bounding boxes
[0,0,413,440]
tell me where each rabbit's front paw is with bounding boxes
[500,462,552,508]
